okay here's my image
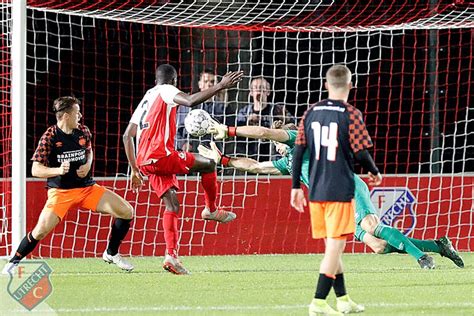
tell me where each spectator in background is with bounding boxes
[176,69,226,152]
[236,76,295,161]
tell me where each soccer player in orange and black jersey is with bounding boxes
[36,118,95,189]
[291,65,382,315]
[2,96,135,275]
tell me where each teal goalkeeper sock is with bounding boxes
[374,224,425,260]
[382,244,405,254]
[407,238,440,253]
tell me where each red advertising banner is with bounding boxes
[24,176,472,257]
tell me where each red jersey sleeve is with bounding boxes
[31,126,54,166]
[348,106,373,153]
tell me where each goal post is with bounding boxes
[1,1,472,258]
[11,0,27,258]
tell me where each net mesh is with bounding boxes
[0,1,12,258]
[1,1,472,257]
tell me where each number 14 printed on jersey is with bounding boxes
[312,122,338,161]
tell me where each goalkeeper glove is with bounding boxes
[197,142,230,166]
[207,118,237,140]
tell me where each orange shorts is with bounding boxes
[309,200,355,239]
[43,184,106,220]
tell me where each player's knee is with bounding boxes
[112,199,134,219]
[162,190,180,211]
[367,224,377,236]
[119,203,134,220]
[171,199,180,211]
[374,241,387,254]
[361,216,379,235]
[205,159,216,172]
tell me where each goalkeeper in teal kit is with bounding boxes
[198,120,464,269]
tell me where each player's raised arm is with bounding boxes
[173,71,244,107]
[208,121,289,142]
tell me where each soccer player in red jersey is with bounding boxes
[2,97,134,275]
[123,64,243,275]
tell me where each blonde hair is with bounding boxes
[326,65,352,89]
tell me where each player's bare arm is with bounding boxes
[229,159,281,175]
[173,70,244,107]
[208,122,290,142]
[123,122,144,191]
[31,161,70,178]
[198,142,282,175]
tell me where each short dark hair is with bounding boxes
[53,96,80,120]
[199,69,216,82]
[201,68,215,76]
[155,64,177,84]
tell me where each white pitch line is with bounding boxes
[9,302,474,313]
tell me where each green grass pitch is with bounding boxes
[1,253,473,315]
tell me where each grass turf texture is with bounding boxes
[1,253,473,315]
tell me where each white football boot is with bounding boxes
[102,251,134,272]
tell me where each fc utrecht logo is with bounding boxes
[370,188,417,235]
[6,261,53,310]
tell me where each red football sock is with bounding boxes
[163,211,178,256]
[201,171,217,212]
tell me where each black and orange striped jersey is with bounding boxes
[32,124,95,189]
[295,99,373,202]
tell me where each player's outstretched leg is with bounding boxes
[2,231,40,276]
[192,154,236,223]
[200,171,236,223]
[2,209,59,276]
[435,237,464,268]
[417,254,435,269]
[405,236,463,268]
[201,205,236,223]
[96,189,134,272]
[372,223,435,269]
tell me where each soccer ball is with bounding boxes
[184,109,212,137]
